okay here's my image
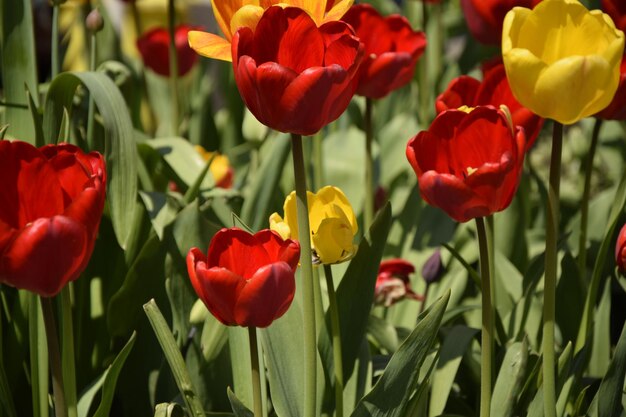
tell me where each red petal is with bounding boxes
[255,229,300,271]
[206,228,272,279]
[418,171,487,223]
[356,52,415,98]
[435,76,481,114]
[0,141,65,228]
[195,266,245,326]
[0,216,88,296]
[234,262,295,327]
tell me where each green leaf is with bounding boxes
[490,341,528,417]
[429,325,479,417]
[91,332,137,417]
[350,291,450,417]
[43,72,138,249]
[0,341,16,417]
[227,388,254,417]
[240,134,291,230]
[367,315,399,353]
[594,318,626,417]
[139,191,182,240]
[589,279,611,377]
[0,0,39,142]
[26,86,44,147]
[154,403,186,417]
[143,299,206,417]
[331,204,392,382]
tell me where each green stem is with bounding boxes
[578,118,602,278]
[167,0,180,136]
[476,217,493,417]
[60,287,77,417]
[543,121,563,417]
[248,327,263,417]
[291,133,317,417]
[313,132,324,190]
[52,2,60,78]
[486,215,496,318]
[130,0,142,36]
[86,32,97,149]
[324,265,344,417]
[29,295,49,417]
[364,98,374,231]
[0,101,29,109]
[40,297,67,417]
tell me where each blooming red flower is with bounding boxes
[460,0,541,45]
[406,106,526,223]
[615,223,626,273]
[231,6,364,136]
[603,0,626,33]
[0,141,106,297]
[596,57,626,120]
[342,4,426,99]
[436,61,544,148]
[187,228,300,327]
[374,259,422,307]
[137,25,198,76]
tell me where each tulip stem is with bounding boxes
[578,118,602,278]
[40,297,68,417]
[475,217,493,417]
[324,265,344,417]
[51,2,60,78]
[87,30,97,150]
[291,133,317,417]
[167,0,180,136]
[60,287,77,417]
[248,327,263,417]
[364,98,375,230]
[543,121,563,417]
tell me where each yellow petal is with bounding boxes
[503,48,547,115]
[188,31,233,62]
[230,5,265,36]
[294,0,326,25]
[312,217,356,264]
[502,7,531,56]
[309,186,358,235]
[270,213,292,240]
[281,192,300,240]
[323,0,354,23]
[211,0,260,40]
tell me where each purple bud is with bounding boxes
[422,248,443,284]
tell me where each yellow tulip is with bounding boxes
[188,0,353,62]
[270,186,358,265]
[195,146,234,188]
[502,0,625,125]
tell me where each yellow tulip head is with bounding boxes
[502,0,625,125]
[270,186,358,265]
[195,146,234,188]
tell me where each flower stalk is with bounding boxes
[364,98,374,230]
[291,133,317,417]
[324,264,344,417]
[40,297,67,417]
[543,121,563,417]
[248,327,263,417]
[476,217,493,417]
[167,0,180,136]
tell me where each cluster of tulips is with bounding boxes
[2,0,626,416]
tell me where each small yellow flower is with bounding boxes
[195,146,233,188]
[188,0,354,61]
[502,0,624,125]
[270,186,358,265]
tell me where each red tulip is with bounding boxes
[460,0,541,45]
[231,6,364,136]
[374,259,422,307]
[436,61,544,148]
[0,141,106,297]
[603,0,626,33]
[596,57,626,120]
[615,223,626,273]
[342,4,426,99]
[406,106,526,223]
[187,228,300,327]
[137,25,198,76]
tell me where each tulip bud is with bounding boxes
[86,9,104,33]
[422,248,443,284]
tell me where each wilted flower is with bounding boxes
[374,259,422,307]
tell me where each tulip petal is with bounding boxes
[0,216,88,297]
[188,30,233,62]
[0,141,65,228]
[196,266,245,326]
[255,229,300,271]
[230,5,265,36]
[234,262,295,327]
[312,216,356,264]
[356,52,415,98]
[207,228,272,279]
[211,0,255,41]
[436,75,481,113]
[323,0,353,22]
